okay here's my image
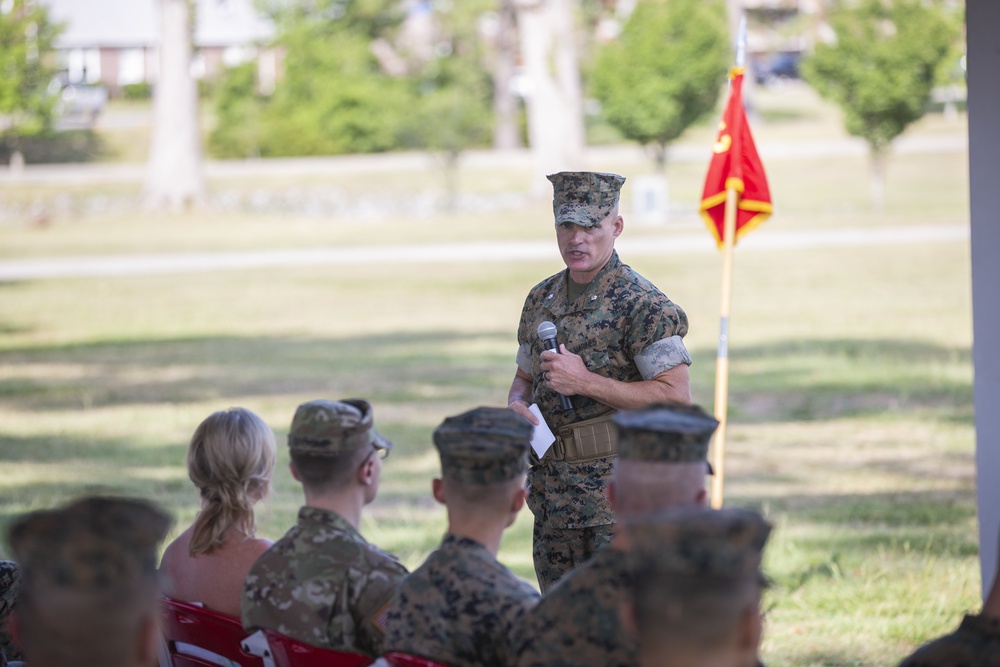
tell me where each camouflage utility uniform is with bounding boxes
[513,546,632,667]
[242,506,407,657]
[898,614,1000,667]
[0,561,21,665]
[385,534,539,667]
[516,249,691,587]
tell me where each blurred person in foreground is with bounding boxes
[6,495,171,667]
[242,398,407,658]
[160,407,277,617]
[624,507,772,667]
[0,561,21,666]
[383,407,540,667]
[513,402,715,667]
[507,171,693,592]
[897,527,1000,667]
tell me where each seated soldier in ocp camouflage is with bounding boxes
[242,398,407,657]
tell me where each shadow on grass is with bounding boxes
[0,330,513,412]
[0,432,195,554]
[689,338,972,423]
[0,130,110,164]
[0,333,973,422]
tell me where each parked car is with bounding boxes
[752,52,802,86]
[49,78,108,127]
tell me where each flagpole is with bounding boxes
[710,15,746,510]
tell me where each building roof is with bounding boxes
[45,0,274,49]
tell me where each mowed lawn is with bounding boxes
[0,86,976,666]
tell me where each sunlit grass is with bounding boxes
[0,88,977,667]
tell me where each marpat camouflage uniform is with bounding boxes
[385,534,539,667]
[384,407,538,667]
[242,506,407,657]
[516,249,691,588]
[898,614,1000,667]
[6,496,170,667]
[513,546,633,667]
[0,561,21,665]
[627,508,772,667]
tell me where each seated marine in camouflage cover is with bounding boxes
[383,406,540,667]
[624,507,772,667]
[513,403,715,667]
[6,495,171,667]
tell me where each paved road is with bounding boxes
[0,133,967,187]
[0,224,968,282]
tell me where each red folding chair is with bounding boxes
[382,652,453,667]
[159,597,265,667]
[260,629,372,667]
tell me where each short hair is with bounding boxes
[187,407,276,556]
[632,571,765,653]
[612,460,706,516]
[290,446,373,494]
[441,474,526,515]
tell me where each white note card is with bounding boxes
[528,404,555,459]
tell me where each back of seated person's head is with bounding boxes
[287,398,392,496]
[611,403,717,517]
[7,495,171,667]
[290,447,375,494]
[188,407,276,556]
[432,407,532,524]
[626,507,771,667]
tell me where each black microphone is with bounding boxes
[537,320,574,413]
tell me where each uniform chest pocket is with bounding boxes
[580,346,610,372]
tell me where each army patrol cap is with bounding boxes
[548,171,626,228]
[613,402,718,464]
[7,496,171,594]
[288,398,392,456]
[628,507,771,580]
[433,407,532,485]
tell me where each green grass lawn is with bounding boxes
[0,88,977,667]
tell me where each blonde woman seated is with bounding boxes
[160,407,277,618]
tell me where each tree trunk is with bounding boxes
[514,0,586,196]
[144,0,204,213]
[650,142,667,173]
[9,149,25,176]
[869,144,887,214]
[493,0,522,150]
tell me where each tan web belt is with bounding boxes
[548,413,619,463]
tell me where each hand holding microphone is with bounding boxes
[537,321,575,414]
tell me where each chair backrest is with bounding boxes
[160,597,265,667]
[382,653,452,667]
[261,629,371,667]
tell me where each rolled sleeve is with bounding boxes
[516,342,533,376]
[634,335,692,379]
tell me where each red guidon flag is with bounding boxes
[700,67,772,247]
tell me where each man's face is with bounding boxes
[555,211,624,283]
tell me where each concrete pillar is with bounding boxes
[967,0,1000,596]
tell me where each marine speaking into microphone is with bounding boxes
[537,321,573,413]
[505,170,694,593]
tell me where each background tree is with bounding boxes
[514,0,586,195]
[253,0,412,156]
[398,2,494,210]
[801,0,957,213]
[0,0,60,169]
[490,0,521,150]
[589,0,730,172]
[208,61,265,159]
[144,0,204,212]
